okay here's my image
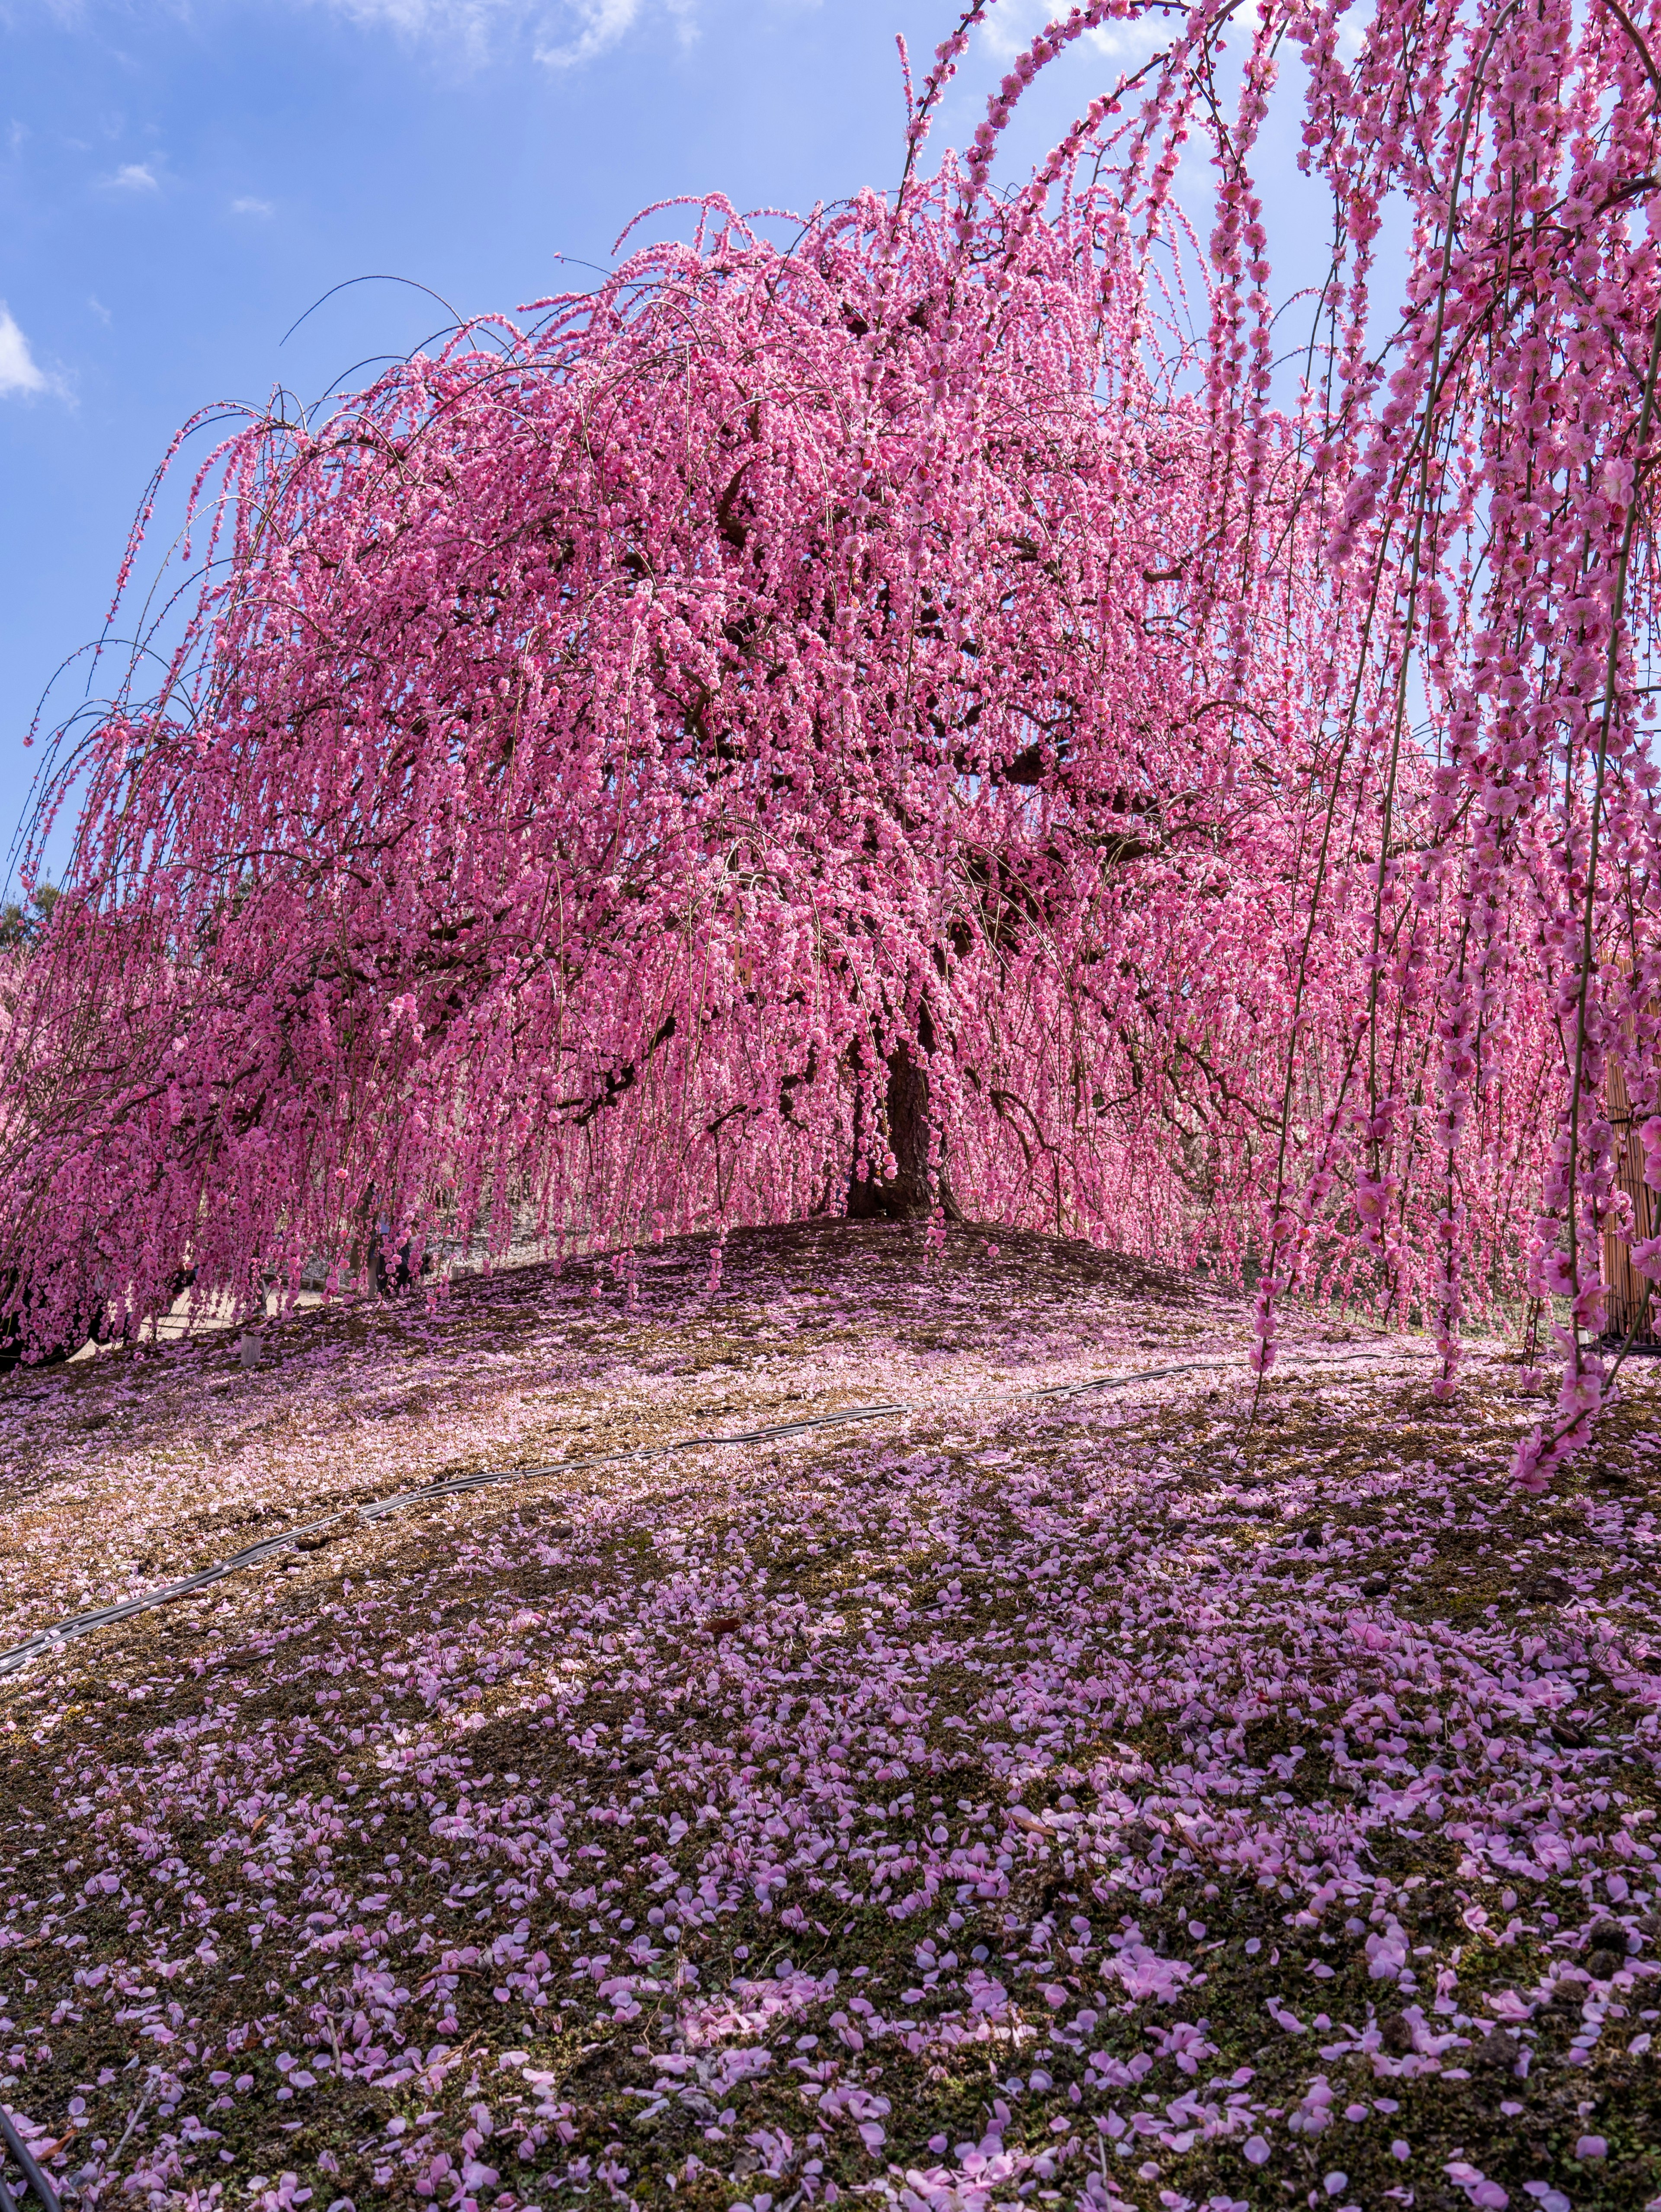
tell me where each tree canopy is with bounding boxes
[6,0,1661,1488]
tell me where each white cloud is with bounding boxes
[309,0,695,64]
[0,304,48,398]
[978,0,1051,61]
[87,294,111,324]
[537,0,698,66]
[231,195,275,215]
[109,161,158,190]
[979,0,1164,67]
[1083,15,1173,62]
[535,0,640,66]
[318,0,539,52]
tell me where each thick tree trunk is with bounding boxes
[1603,1059,1658,1344]
[846,1038,963,1222]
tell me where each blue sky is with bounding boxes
[0,0,1283,877]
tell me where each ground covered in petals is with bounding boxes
[2,1223,1660,2212]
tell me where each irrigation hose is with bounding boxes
[0,2109,60,2212]
[0,1346,1401,1683]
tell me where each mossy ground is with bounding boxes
[2,1224,1658,2212]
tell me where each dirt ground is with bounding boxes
[0,1220,1658,2212]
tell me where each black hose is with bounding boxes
[0,1346,1402,1682]
[0,1517,350,1680]
[0,2109,60,2212]
[356,1398,907,1521]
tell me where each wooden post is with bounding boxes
[1603,1059,1658,1344]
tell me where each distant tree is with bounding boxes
[0,884,58,955]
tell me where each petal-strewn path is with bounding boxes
[1,1223,1658,2212]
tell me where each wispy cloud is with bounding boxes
[535,0,640,67]
[978,0,1050,61]
[231,195,275,216]
[320,0,507,33]
[0,304,48,398]
[310,0,696,65]
[980,0,1166,67]
[108,160,158,190]
[315,0,542,56]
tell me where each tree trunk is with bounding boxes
[1603,1059,1658,1344]
[846,1037,962,1222]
